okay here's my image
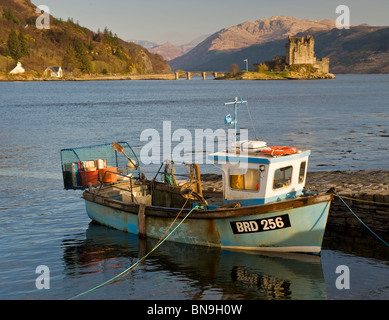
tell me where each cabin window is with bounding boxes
[229,168,260,191]
[273,166,293,189]
[299,161,306,184]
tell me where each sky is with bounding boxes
[31,0,389,45]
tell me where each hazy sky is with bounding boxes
[31,0,389,45]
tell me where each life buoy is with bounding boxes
[261,146,299,156]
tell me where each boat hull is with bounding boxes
[84,192,332,255]
[216,201,330,254]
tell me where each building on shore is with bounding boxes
[9,62,25,74]
[44,66,63,78]
[255,35,330,74]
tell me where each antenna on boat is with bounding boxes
[224,97,248,145]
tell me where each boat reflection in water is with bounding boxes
[63,223,327,300]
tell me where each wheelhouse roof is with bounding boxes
[209,150,311,164]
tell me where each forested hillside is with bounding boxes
[0,0,171,76]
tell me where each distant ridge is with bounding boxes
[147,34,211,61]
[127,40,159,51]
[169,16,336,70]
[207,16,336,51]
[149,42,184,61]
[169,16,389,74]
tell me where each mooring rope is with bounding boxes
[334,191,389,247]
[308,189,389,206]
[334,194,389,206]
[111,198,189,283]
[69,201,201,300]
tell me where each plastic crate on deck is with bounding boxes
[60,142,139,190]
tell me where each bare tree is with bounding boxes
[230,64,239,76]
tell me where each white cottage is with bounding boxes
[44,66,63,78]
[9,62,25,74]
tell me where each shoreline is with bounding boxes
[0,71,337,81]
[1,73,389,82]
[218,71,336,80]
[0,73,177,82]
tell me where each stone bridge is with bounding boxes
[174,71,226,80]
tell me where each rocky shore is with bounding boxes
[305,170,389,196]
[220,71,336,80]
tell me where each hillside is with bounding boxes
[169,16,389,74]
[0,0,171,76]
[206,16,336,51]
[313,26,389,73]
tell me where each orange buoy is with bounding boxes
[261,146,299,156]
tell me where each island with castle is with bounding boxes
[225,35,335,80]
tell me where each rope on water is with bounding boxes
[334,190,389,247]
[68,201,202,300]
[111,198,189,283]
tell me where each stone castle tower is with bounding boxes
[285,35,329,73]
[285,35,316,65]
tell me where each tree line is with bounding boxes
[6,30,29,61]
[4,26,123,74]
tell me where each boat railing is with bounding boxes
[91,169,140,198]
[60,141,140,190]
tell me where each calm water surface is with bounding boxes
[0,75,388,300]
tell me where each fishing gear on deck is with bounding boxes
[112,141,138,169]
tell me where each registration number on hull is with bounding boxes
[230,214,291,234]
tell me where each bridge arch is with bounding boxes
[174,71,225,80]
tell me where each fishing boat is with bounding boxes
[60,99,333,255]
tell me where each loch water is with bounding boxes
[0,75,388,300]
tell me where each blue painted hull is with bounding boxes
[216,202,330,254]
[84,193,331,255]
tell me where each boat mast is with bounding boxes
[224,97,248,145]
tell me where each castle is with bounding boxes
[259,35,330,73]
[286,35,329,73]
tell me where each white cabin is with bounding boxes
[209,141,310,205]
[9,62,25,74]
[44,66,63,78]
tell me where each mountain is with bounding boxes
[179,34,210,53]
[169,16,389,74]
[149,42,184,61]
[0,0,171,75]
[169,16,336,71]
[206,16,336,51]
[313,26,389,73]
[127,40,159,50]
[147,34,211,61]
